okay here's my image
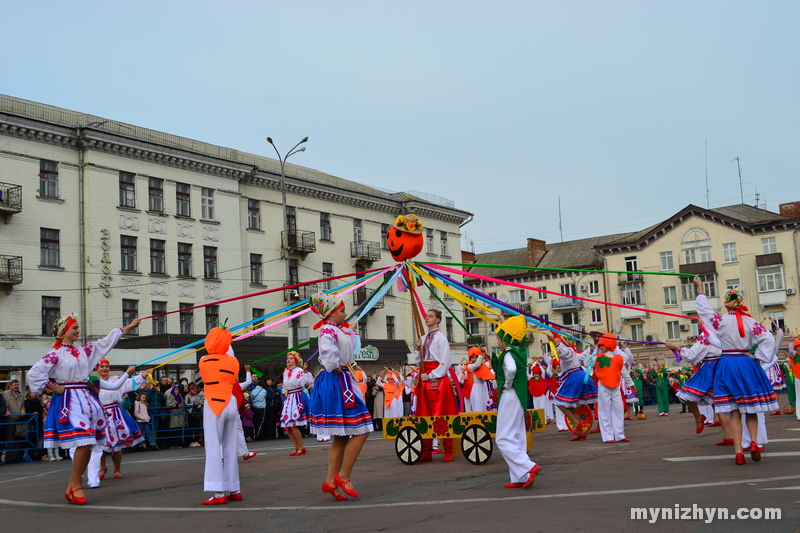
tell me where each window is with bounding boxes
[247,199,261,230]
[41,296,60,336]
[440,231,449,256]
[358,319,368,340]
[769,311,785,332]
[620,283,644,306]
[537,288,548,301]
[322,263,334,290]
[40,228,60,267]
[630,324,644,342]
[691,322,699,337]
[179,303,194,334]
[488,292,497,301]
[762,237,777,255]
[588,280,600,295]
[539,314,549,324]
[445,317,454,342]
[381,224,389,249]
[722,243,738,264]
[176,183,191,217]
[663,286,677,306]
[666,321,680,341]
[148,178,164,212]
[659,251,674,271]
[680,274,717,299]
[122,299,139,335]
[320,213,332,241]
[150,239,166,274]
[252,308,265,336]
[205,305,219,333]
[201,188,215,219]
[120,236,137,272]
[467,321,480,335]
[625,256,638,272]
[203,246,218,279]
[426,229,435,254]
[590,308,602,324]
[699,246,712,262]
[39,160,58,198]
[684,248,696,264]
[386,316,395,340]
[296,323,310,343]
[383,271,393,296]
[560,283,577,297]
[152,301,167,335]
[757,266,784,292]
[288,259,299,285]
[250,254,263,285]
[725,278,740,291]
[562,312,579,326]
[685,246,711,264]
[353,219,363,242]
[509,289,526,303]
[178,243,192,277]
[119,171,135,207]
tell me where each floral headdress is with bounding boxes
[51,313,78,348]
[393,214,423,235]
[723,287,751,337]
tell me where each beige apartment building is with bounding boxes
[465,203,800,365]
[0,94,472,378]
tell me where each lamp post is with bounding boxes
[267,136,308,253]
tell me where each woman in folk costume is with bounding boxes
[92,359,151,482]
[26,314,141,505]
[492,315,541,488]
[693,276,778,465]
[544,331,598,441]
[281,351,314,456]
[414,309,460,462]
[307,293,373,501]
[377,369,404,418]
[741,325,785,452]
[666,319,722,435]
[465,346,494,413]
[590,334,634,443]
[199,324,243,505]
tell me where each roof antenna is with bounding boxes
[732,156,744,204]
[558,196,564,243]
[705,139,710,209]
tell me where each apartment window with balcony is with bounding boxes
[247,199,261,230]
[203,246,218,279]
[122,299,139,335]
[630,324,644,342]
[625,256,638,272]
[320,213,332,241]
[250,254,263,285]
[178,243,192,277]
[562,312,579,326]
[41,296,60,336]
[426,229,435,254]
[148,178,164,212]
[509,289,526,303]
[386,316,395,340]
[722,243,738,264]
[39,160,59,198]
[288,259,299,285]
[150,239,166,274]
[381,224,389,249]
[201,188,215,220]
[40,228,60,267]
[620,283,644,305]
[659,251,674,271]
[176,183,191,217]
[588,280,600,295]
[666,321,680,341]
[445,317,454,342]
[560,283,577,297]
[119,171,136,208]
[120,236,137,272]
[440,231,449,256]
[205,305,219,333]
[179,303,194,334]
[322,262,334,290]
[352,219,363,242]
[726,278,740,291]
[539,314,549,324]
[757,266,784,292]
[680,273,717,299]
[663,286,677,306]
[761,237,777,255]
[685,246,711,264]
[537,288,548,301]
[590,308,602,324]
[252,308,265,336]
[152,301,167,335]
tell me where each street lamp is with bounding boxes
[267,136,308,252]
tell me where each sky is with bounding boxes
[2,1,799,254]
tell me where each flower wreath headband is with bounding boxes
[393,214,423,234]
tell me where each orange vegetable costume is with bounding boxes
[199,325,243,505]
[593,333,633,443]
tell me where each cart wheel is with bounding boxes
[566,404,594,434]
[462,424,493,465]
[395,427,423,465]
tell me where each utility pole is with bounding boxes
[705,139,710,209]
[732,156,744,204]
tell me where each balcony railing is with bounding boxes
[467,334,485,346]
[0,182,23,216]
[353,287,368,306]
[511,301,531,313]
[350,241,381,262]
[617,272,645,284]
[551,297,584,310]
[756,253,783,267]
[284,282,319,301]
[0,255,23,285]
[282,230,316,254]
[679,261,716,275]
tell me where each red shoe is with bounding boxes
[735,453,746,465]
[98,468,107,480]
[620,438,630,442]
[289,450,300,456]
[504,482,524,488]
[569,427,578,436]
[113,471,122,479]
[590,427,601,434]
[664,413,669,417]
[419,452,433,462]
[605,440,615,443]
[243,451,258,461]
[749,442,762,462]
[523,464,541,488]
[65,488,87,505]
[569,434,587,441]
[226,492,243,501]
[334,474,359,498]
[770,409,781,416]
[443,452,454,462]
[300,448,307,455]
[624,417,633,421]
[203,496,228,505]
[696,415,707,434]
[322,481,348,501]
[715,438,734,446]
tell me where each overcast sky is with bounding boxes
[3,1,798,254]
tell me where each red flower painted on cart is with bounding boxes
[432,416,450,437]
[524,412,532,431]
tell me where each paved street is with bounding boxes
[2,401,799,533]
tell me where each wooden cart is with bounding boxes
[382,408,546,465]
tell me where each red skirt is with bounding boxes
[414,361,459,417]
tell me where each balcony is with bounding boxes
[282,230,316,254]
[350,241,381,262]
[0,182,23,220]
[0,255,23,289]
[550,297,584,310]
[620,306,647,320]
[679,261,716,275]
[467,334,485,346]
[284,282,318,301]
[617,272,645,284]
[758,290,787,308]
[756,253,782,267]
[681,297,720,314]
[511,301,531,313]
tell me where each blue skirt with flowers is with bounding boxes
[713,354,778,414]
[309,368,373,436]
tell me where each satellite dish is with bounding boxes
[499,294,508,302]
[614,319,622,333]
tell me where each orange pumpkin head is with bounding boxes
[387,213,425,262]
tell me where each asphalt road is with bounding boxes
[2,400,799,533]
